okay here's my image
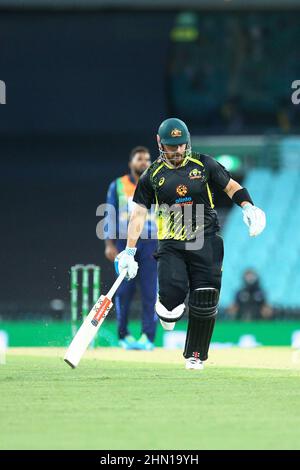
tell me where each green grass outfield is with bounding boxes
[1,347,300,450]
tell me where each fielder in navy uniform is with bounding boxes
[105,146,157,350]
[115,119,266,369]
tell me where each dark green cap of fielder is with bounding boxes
[158,117,190,146]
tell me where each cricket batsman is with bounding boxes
[114,118,266,369]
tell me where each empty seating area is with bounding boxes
[221,168,300,308]
[168,11,300,133]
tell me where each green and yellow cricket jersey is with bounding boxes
[133,152,231,241]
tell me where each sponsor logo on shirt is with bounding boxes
[159,177,165,186]
[175,196,193,206]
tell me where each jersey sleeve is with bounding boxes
[203,154,231,189]
[133,169,155,209]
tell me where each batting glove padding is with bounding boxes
[114,247,138,281]
[242,203,266,237]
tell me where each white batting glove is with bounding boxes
[242,203,266,237]
[114,247,138,280]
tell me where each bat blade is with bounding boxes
[64,295,112,368]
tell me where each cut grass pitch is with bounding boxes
[1,347,300,450]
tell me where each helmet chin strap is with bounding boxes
[158,143,192,168]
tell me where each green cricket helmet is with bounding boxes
[158,117,190,146]
[157,117,192,165]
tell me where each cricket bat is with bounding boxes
[64,269,127,368]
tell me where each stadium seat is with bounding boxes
[221,168,300,308]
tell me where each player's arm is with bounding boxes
[127,203,148,248]
[223,179,246,205]
[223,178,266,237]
[114,169,154,280]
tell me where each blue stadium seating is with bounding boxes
[221,168,300,308]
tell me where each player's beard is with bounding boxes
[165,152,185,167]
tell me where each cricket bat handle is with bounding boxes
[107,269,127,300]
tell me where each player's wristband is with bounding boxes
[232,188,254,207]
[125,247,137,256]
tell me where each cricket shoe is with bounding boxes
[159,319,175,331]
[185,357,204,370]
[135,333,154,351]
[119,335,138,350]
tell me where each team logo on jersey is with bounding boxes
[170,128,182,137]
[176,184,188,197]
[189,168,203,180]
[159,177,165,186]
